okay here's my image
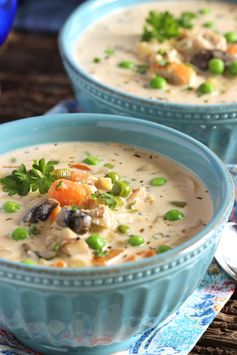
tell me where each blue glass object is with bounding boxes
[0,0,17,46]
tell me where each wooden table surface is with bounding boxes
[0,32,237,355]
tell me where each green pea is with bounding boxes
[21,259,37,265]
[198,82,214,95]
[227,61,237,75]
[104,163,114,169]
[111,181,121,196]
[105,171,121,183]
[83,155,100,165]
[112,181,131,197]
[150,177,167,187]
[225,32,237,43]
[118,60,135,69]
[86,234,107,251]
[118,224,130,234]
[11,227,30,241]
[120,182,132,198]
[208,58,225,75]
[128,235,144,246]
[149,76,167,89]
[203,21,214,28]
[164,209,184,221]
[105,48,115,56]
[156,245,172,254]
[199,8,210,15]
[2,201,21,213]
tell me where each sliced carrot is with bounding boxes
[70,170,91,182]
[70,163,91,171]
[93,249,123,266]
[125,255,138,262]
[137,249,156,258]
[227,44,237,55]
[48,179,88,207]
[51,260,66,268]
[170,63,193,85]
[126,249,156,262]
[50,205,61,223]
[151,62,194,85]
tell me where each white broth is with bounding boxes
[76,0,237,104]
[0,142,213,267]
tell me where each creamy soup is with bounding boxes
[0,142,213,267]
[76,0,237,104]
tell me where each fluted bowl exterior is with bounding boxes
[0,113,234,355]
[59,0,237,164]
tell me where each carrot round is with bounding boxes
[48,179,88,207]
[227,44,237,55]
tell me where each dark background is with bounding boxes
[14,0,85,33]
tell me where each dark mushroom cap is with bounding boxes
[56,207,92,234]
[23,199,58,224]
[191,50,236,71]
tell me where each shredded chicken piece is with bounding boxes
[66,258,86,267]
[45,228,78,250]
[61,239,90,257]
[86,205,114,229]
[176,29,227,60]
[128,186,146,204]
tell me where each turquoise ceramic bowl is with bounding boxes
[0,113,234,355]
[59,0,237,164]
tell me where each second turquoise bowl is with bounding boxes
[59,0,237,164]
[0,113,234,355]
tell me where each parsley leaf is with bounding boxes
[142,11,196,42]
[178,12,196,29]
[91,192,117,210]
[143,11,181,42]
[0,164,31,196]
[0,159,58,196]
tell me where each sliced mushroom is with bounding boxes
[191,49,236,70]
[56,207,92,234]
[23,199,58,224]
[190,50,213,70]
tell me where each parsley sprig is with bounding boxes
[142,11,196,42]
[0,159,58,196]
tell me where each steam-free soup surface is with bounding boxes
[76,0,237,104]
[0,142,213,267]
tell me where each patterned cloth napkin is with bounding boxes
[0,101,236,355]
